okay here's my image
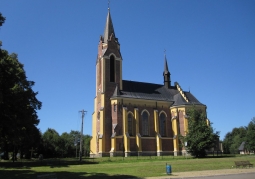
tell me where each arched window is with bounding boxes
[110,55,115,82]
[142,111,149,136]
[128,113,133,136]
[159,113,166,136]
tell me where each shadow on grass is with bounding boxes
[0,170,138,179]
[205,155,236,158]
[0,159,98,168]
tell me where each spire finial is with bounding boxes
[164,49,166,56]
[108,0,110,11]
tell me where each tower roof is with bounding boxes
[103,9,115,43]
[164,54,170,75]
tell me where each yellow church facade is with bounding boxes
[90,9,208,157]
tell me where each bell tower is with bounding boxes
[91,7,123,157]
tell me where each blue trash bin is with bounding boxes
[166,163,171,174]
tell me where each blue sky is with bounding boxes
[1,0,254,140]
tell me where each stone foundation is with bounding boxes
[91,151,180,157]
[157,151,162,156]
[125,152,131,157]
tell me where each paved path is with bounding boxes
[191,173,255,179]
[144,168,255,179]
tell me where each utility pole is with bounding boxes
[79,109,87,162]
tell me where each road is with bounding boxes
[183,172,255,179]
[144,168,255,179]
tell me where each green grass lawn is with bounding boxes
[0,155,254,179]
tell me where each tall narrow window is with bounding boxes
[98,60,101,85]
[110,55,115,82]
[128,113,133,136]
[97,112,100,120]
[142,112,149,136]
[113,103,116,112]
[159,113,166,136]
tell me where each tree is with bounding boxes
[222,132,232,154]
[230,127,247,154]
[83,134,92,157]
[66,131,91,157]
[59,131,91,157]
[0,13,5,27]
[180,107,219,158]
[223,127,247,154]
[41,129,91,158]
[0,13,42,160]
[42,128,61,158]
[246,117,255,152]
[0,13,5,48]
[59,131,78,157]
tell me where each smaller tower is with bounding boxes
[163,53,171,88]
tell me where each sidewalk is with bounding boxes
[144,167,255,179]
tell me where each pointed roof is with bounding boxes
[103,9,115,43]
[112,85,120,97]
[164,54,170,75]
[238,141,245,151]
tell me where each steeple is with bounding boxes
[163,53,171,88]
[96,5,122,93]
[103,8,116,43]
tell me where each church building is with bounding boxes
[90,8,208,157]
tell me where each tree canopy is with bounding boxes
[0,12,42,160]
[41,129,91,158]
[180,107,219,158]
[0,13,5,27]
[246,117,255,152]
[223,117,255,154]
[0,13,5,47]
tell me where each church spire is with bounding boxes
[163,51,171,88]
[164,55,170,75]
[103,7,115,43]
